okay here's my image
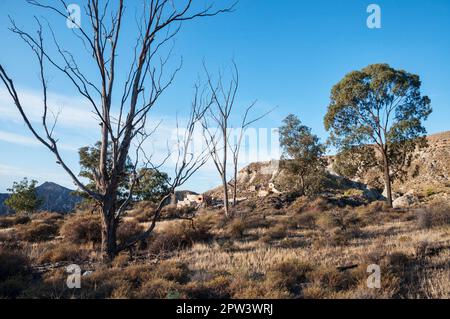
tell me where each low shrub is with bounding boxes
[316,210,361,231]
[136,278,180,299]
[184,275,231,299]
[37,243,90,264]
[0,214,31,228]
[117,220,143,245]
[294,212,317,229]
[307,266,360,292]
[267,260,312,296]
[161,205,196,219]
[366,200,389,213]
[16,221,59,242]
[0,248,31,298]
[417,205,450,229]
[264,224,287,240]
[155,261,191,284]
[60,213,101,244]
[148,221,212,255]
[291,197,334,213]
[31,211,63,222]
[226,218,247,239]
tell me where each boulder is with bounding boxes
[393,191,419,208]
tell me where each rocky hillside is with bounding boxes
[207,131,450,205]
[394,131,450,193]
[0,182,81,215]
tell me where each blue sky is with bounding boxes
[0,0,449,193]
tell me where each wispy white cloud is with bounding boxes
[0,87,99,131]
[0,130,78,151]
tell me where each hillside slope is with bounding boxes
[207,131,450,202]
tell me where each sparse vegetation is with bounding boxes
[0,196,448,299]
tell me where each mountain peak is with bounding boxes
[38,182,71,191]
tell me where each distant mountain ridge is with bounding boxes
[0,182,82,215]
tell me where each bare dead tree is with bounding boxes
[228,103,274,206]
[0,0,235,260]
[201,61,271,214]
[201,62,239,217]
[117,84,212,252]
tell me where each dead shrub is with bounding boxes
[366,201,389,214]
[230,277,290,299]
[226,218,247,239]
[0,231,14,243]
[31,211,63,222]
[267,260,312,296]
[387,252,412,274]
[117,220,143,245]
[37,243,90,264]
[314,211,363,247]
[302,285,331,299]
[184,275,231,299]
[244,215,271,230]
[112,253,130,268]
[307,266,359,292]
[136,278,180,299]
[161,205,196,219]
[294,212,317,229]
[264,224,287,240]
[295,197,334,214]
[0,248,29,279]
[127,201,156,223]
[0,248,30,298]
[316,210,361,231]
[148,221,212,255]
[16,221,59,242]
[60,213,101,244]
[156,261,190,284]
[417,205,450,229]
[0,214,31,228]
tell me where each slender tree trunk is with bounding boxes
[382,151,393,208]
[222,174,230,217]
[100,195,118,261]
[232,162,238,206]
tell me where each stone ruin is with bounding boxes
[177,194,212,208]
[248,182,282,198]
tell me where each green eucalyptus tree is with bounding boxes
[279,114,326,196]
[324,64,432,207]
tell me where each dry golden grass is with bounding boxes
[0,200,448,299]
